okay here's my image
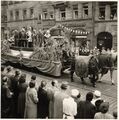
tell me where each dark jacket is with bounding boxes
[19,31,27,41]
[14,31,19,41]
[37,87,49,118]
[70,56,75,71]
[76,100,96,119]
[11,75,20,117]
[1,84,12,118]
[11,75,20,98]
[18,82,28,118]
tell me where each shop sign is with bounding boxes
[43,20,55,27]
[62,23,86,27]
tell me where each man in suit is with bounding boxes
[14,30,19,47]
[11,70,21,117]
[37,80,49,118]
[76,92,96,119]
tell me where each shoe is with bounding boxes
[112,83,115,85]
[93,84,96,87]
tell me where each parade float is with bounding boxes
[1,24,90,77]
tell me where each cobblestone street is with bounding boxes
[17,67,117,114]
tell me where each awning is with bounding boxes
[75,36,87,38]
[71,36,87,39]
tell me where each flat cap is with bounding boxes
[71,89,79,97]
[94,90,101,97]
[61,81,68,89]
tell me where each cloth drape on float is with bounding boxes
[2,54,62,77]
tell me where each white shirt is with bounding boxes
[27,31,32,42]
[63,97,77,119]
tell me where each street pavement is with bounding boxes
[16,67,117,115]
[2,65,117,115]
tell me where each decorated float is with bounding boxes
[1,24,90,77]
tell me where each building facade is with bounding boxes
[1,1,8,39]
[3,1,117,50]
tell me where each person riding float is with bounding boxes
[19,28,27,48]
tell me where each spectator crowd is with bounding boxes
[1,65,117,119]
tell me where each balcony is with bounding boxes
[52,1,70,8]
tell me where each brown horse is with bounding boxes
[74,52,117,87]
[97,52,117,85]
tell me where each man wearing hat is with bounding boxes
[91,90,102,105]
[63,89,79,119]
[91,90,104,112]
[53,81,69,118]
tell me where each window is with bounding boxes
[2,15,7,22]
[30,8,34,18]
[110,2,117,20]
[14,1,20,4]
[9,1,13,5]
[60,8,66,20]
[43,9,48,19]
[83,3,88,18]
[44,12,48,19]
[10,11,13,21]
[73,5,78,19]
[23,9,27,19]
[99,3,105,20]
[50,12,54,19]
[15,10,19,20]
[39,14,42,20]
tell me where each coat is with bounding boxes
[76,100,96,119]
[11,75,20,95]
[47,86,59,118]
[10,75,20,117]
[94,112,114,119]
[37,87,49,118]
[1,84,12,118]
[53,90,69,118]
[18,82,28,118]
[24,87,38,118]
[70,56,75,72]
[5,71,14,90]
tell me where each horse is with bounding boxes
[97,52,117,85]
[73,52,117,87]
